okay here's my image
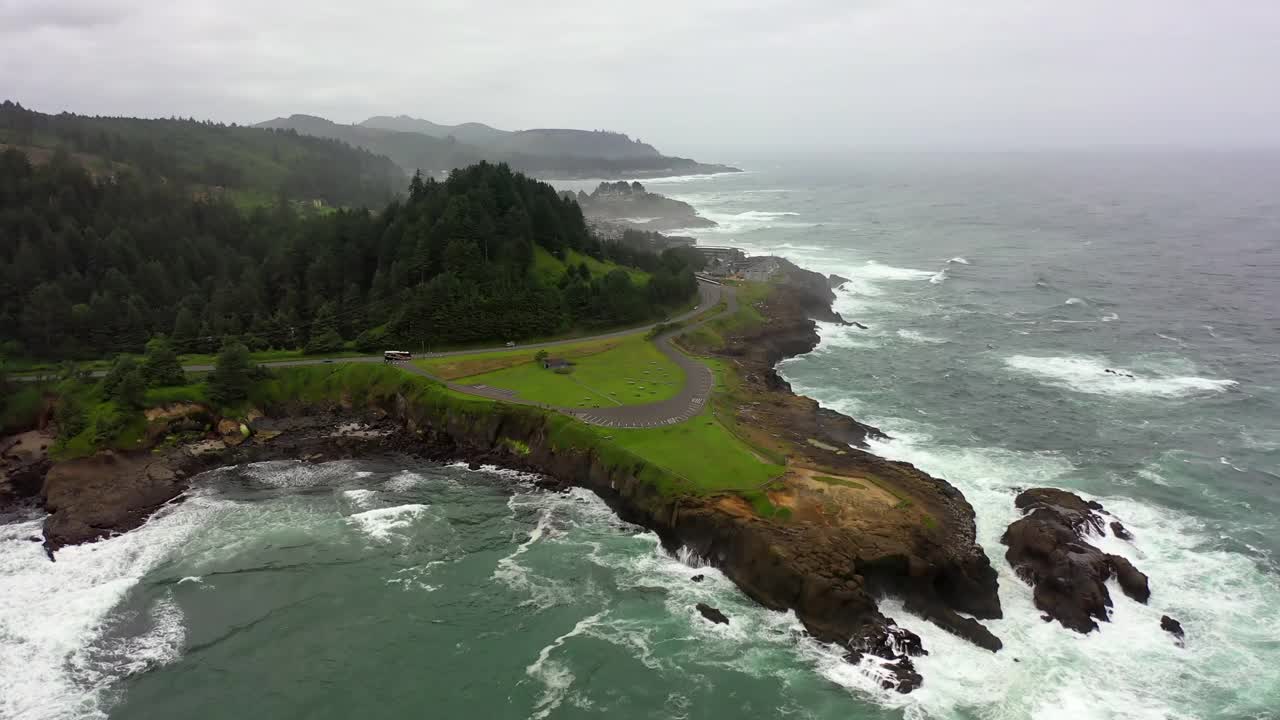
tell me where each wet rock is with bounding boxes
[828,274,851,289]
[696,602,729,625]
[690,574,705,583]
[843,625,927,694]
[852,321,869,330]
[1111,521,1133,540]
[42,452,187,552]
[1002,488,1151,633]
[1160,615,1185,646]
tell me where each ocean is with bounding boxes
[3,151,1278,719]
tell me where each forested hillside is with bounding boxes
[260,113,740,180]
[0,101,403,208]
[0,150,699,361]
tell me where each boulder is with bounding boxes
[695,602,729,625]
[1160,615,1185,646]
[828,274,851,289]
[1001,488,1151,633]
[690,574,705,583]
[216,418,248,447]
[1111,521,1133,541]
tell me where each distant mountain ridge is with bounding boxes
[361,115,662,160]
[257,113,738,180]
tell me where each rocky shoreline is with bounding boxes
[2,257,1009,692]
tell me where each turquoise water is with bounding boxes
[3,152,1278,719]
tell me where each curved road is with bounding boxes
[17,280,737,430]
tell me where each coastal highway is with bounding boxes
[16,280,739,430]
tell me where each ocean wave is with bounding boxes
[1064,297,1086,306]
[680,208,812,235]
[341,488,380,508]
[346,504,430,543]
[526,611,608,720]
[0,498,225,720]
[896,329,947,344]
[947,257,970,265]
[1101,312,1119,322]
[1004,354,1237,398]
[929,268,948,284]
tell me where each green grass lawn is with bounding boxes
[680,280,772,351]
[531,246,650,285]
[434,333,685,407]
[595,406,784,493]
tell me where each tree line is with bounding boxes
[0,149,700,361]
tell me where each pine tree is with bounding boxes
[207,340,255,407]
[142,335,186,387]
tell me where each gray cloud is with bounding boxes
[1,0,1278,154]
[0,0,135,31]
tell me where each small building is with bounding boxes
[695,246,746,263]
[542,357,572,370]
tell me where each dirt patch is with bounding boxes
[145,403,206,422]
[425,338,624,380]
[2,430,54,462]
[713,494,759,520]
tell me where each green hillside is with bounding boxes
[0,101,404,207]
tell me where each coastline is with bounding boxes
[3,257,1002,693]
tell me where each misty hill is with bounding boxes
[362,115,660,160]
[0,101,402,208]
[257,114,483,177]
[361,115,508,146]
[260,113,738,180]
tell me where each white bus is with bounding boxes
[383,350,412,363]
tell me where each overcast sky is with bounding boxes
[3,0,1278,156]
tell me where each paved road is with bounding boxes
[14,280,737,430]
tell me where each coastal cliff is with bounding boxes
[8,258,1003,692]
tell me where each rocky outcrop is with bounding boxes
[696,603,729,625]
[574,181,715,232]
[1160,615,1185,646]
[1111,520,1133,540]
[844,625,926,693]
[1001,488,1151,633]
[36,416,423,553]
[828,274,850,289]
[42,452,186,552]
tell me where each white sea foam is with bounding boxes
[384,470,426,492]
[1004,355,1237,398]
[855,424,1280,720]
[1064,297,1086,306]
[815,321,882,351]
[682,208,812,235]
[346,504,430,542]
[896,329,947,344]
[342,488,380,508]
[0,498,223,720]
[239,459,364,488]
[947,257,970,265]
[928,268,948,284]
[525,611,608,720]
[1100,312,1119,322]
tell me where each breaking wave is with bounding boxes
[1004,355,1238,398]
